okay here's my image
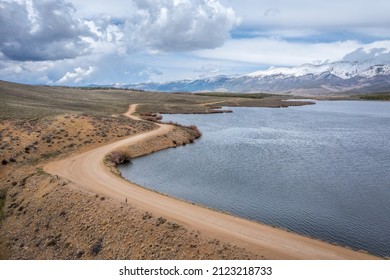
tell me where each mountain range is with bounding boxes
[127,61,390,95]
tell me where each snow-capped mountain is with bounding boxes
[247,61,374,79]
[129,61,390,95]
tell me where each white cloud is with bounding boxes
[57,66,95,84]
[0,59,57,84]
[83,18,126,56]
[1,0,238,62]
[264,8,279,17]
[124,0,239,51]
[194,64,221,78]
[221,0,390,39]
[70,0,134,18]
[196,38,362,66]
[343,40,390,64]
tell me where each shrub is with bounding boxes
[142,212,152,220]
[107,150,132,166]
[91,238,104,256]
[42,134,52,143]
[76,250,85,259]
[156,217,166,226]
[167,222,181,230]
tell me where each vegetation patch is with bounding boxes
[359,92,390,100]
[90,238,104,256]
[0,188,9,259]
[140,113,163,122]
[41,150,62,159]
[106,150,132,167]
[0,188,6,223]
[195,92,275,99]
[36,167,47,175]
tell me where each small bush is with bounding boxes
[142,212,152,220]
[42,135,52,143]
[156,217,166,226]
[91,238,104,256]
[0,189,6,202]
[167,222,181,230]
[76,250,85,259]
[140,113,163,122]
[107,150,132,166]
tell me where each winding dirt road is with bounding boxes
[44,104,378,259]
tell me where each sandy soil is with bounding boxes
[44,104,379,260]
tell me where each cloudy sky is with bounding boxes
[1,0,390,85]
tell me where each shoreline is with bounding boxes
[44,104,380,260]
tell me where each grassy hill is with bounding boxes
[0,80,312,120]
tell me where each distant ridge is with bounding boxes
[124,61,390,95]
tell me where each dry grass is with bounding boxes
[162,122,202,143]
[0,113,156,166]
[0,188,6,223]
[0,80,312,120]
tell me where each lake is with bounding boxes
[119,101,390,257]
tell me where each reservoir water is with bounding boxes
[119,101,390,257]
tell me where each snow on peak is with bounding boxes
[247,61,375,79]
[359,64,390,78]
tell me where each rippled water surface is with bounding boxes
[119,101,390,257]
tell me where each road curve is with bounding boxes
[44,104,379,260]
